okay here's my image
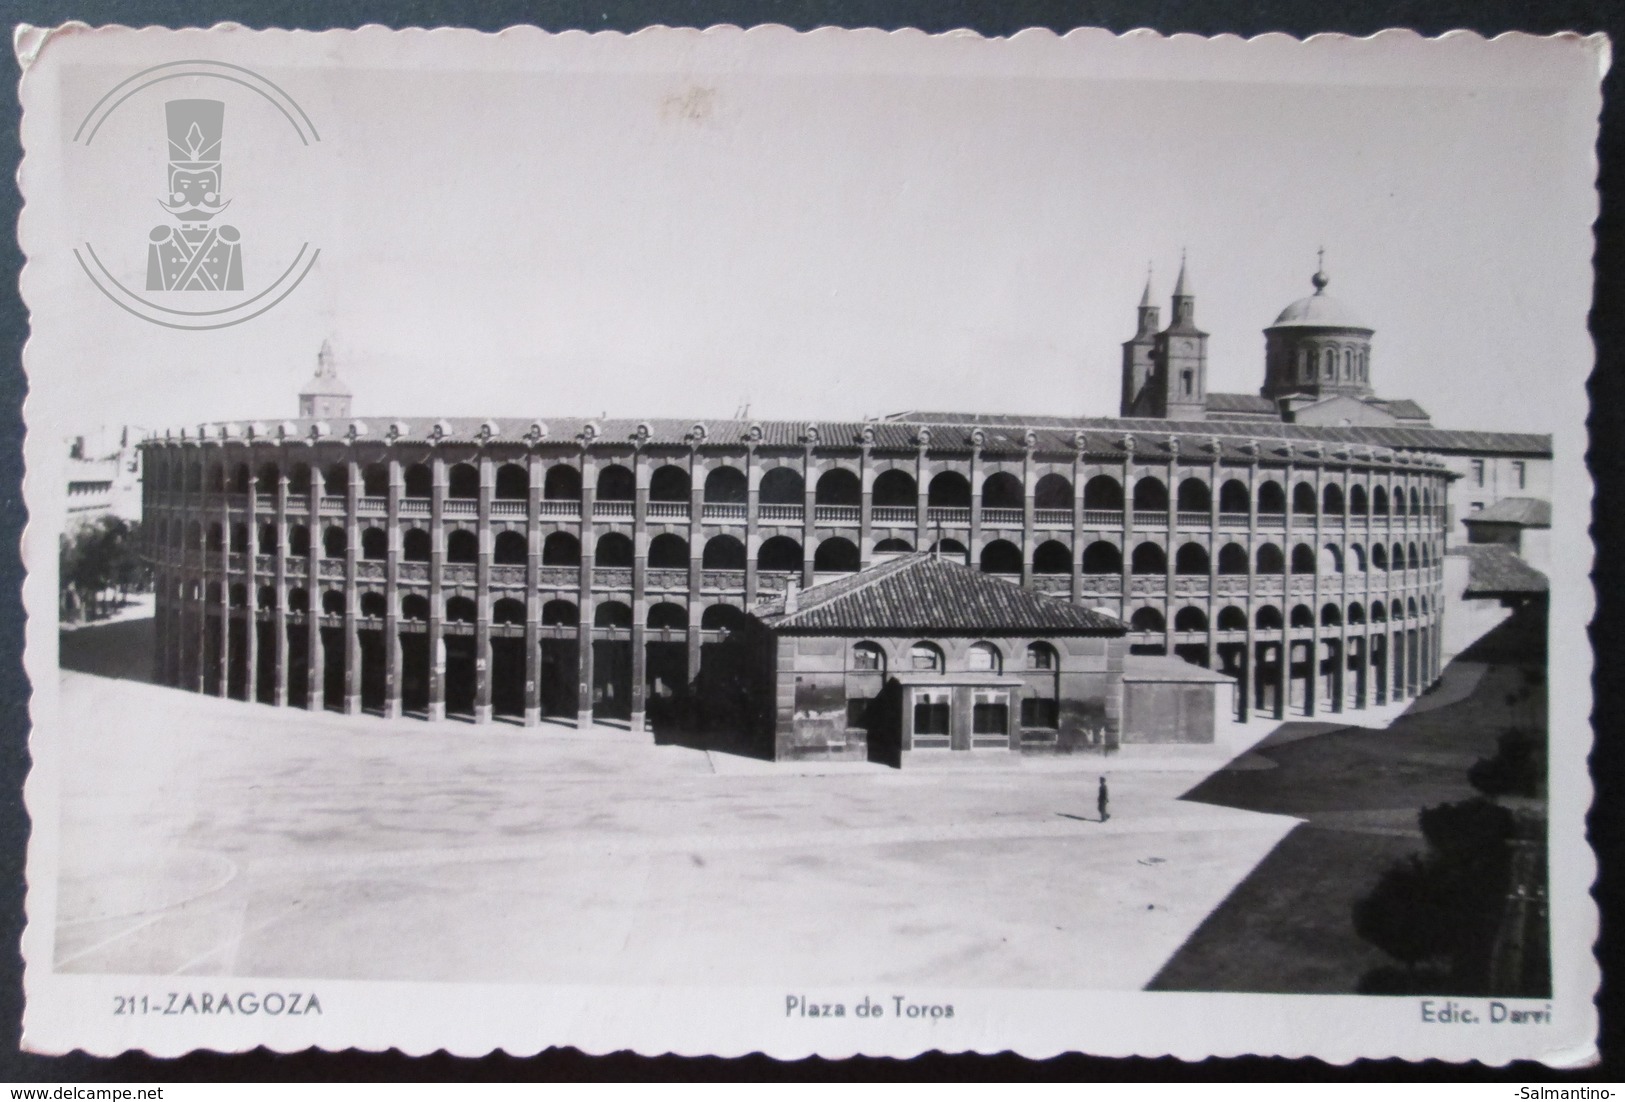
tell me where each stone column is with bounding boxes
[244,453,258,701]
[687,446,704,686]
[343,456,361,715]
[304,465,322,711]
[215,489,230,698]
[427,455,446,722]
[474,454,494,723]
[384,456,403,719]
[857,442,873,569]
[274,461,290,706]
[1070,446,1085,604]
[744,446,761,603]
[1120,443,1135,623]
[630,449,649,733]
[525,452,542,727]
[577,449,596,728]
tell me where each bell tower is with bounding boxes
[1154,252,1209,421]
[1119,265,1160,416]
[298,340,353,420]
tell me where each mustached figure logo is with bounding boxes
[146,99,243,291]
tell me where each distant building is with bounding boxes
[298,341,352,421]
[66,427,142,530]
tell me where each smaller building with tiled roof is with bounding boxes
[700,552,1235,764]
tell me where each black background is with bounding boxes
[0,0,1617,1083]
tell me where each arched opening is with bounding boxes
[1256,543,1284,573]
[403,528,430,562]
[1257,480,1286,515]
[648,533,689,569]
[700,604,745,632]
[874,538,913,555]
[355,592,383,619]
[207,522,224,552]
[1319,544,1343,574]
[927,471,972,508]
[704,466,748,503]
[1290,543,1316,574]
[981,472,1024,509]
[596,532,634,567]
[1217,543,1248,574]
[1323,483,1345,515]
[256,463,279,494]
[1255,605,1283,630]
[1290,604,1315,628]
[1392,542,1407,570]
[288,525,311,557]
[1218,606,1248,631]
[443,596,476,624]
[493,530,527,564]
[229,583,248,608]
[1393,487,1409,517]
[1082,541,1122,575]
[1174,606,1208,632]
[1321,604,1343,627]
[815,468,861,506]
[872,469,918,507]
[1034,473,1072,510]
[1292,482,1318,516]
[814,537,860,573]
[1349,543,1367,572]
[1350,484,1369,515]
[360,463,388,498]
[403,463,431,498]
[287,588,309,613]
[648,465,690,502]
[908,641,945,672]
[257,585,276,609]
[322,526,346,559]
[361,527,388,561]
[1371,543,1389,571]
[322,590,346,616]
[758,536,804,573]
[967,641,1002,673]
[492,597,526,625]
[979,539,1022,575]
[495,463,528,500]
[1130,542,1167,575]
[1177,478,1211,512]
[447,463,479,500]
[1174,542,1210,575]
[597,464,634,501]
[1033,540,1071,575]
[1348,602,1367,625]
[446,529,477,563]
[230,522,248,553]
[702,535,746,570]
[1218,479,1250,514]
[1130,607,1166,632]
[542,531,580,566]
[594,601,633,628]
[759,467,804,504]
[543,464,581,500]
[1371,603,1388,624]
[1083,475,1124,511]
[541,599,579,626]
[231,463,251,494]
[928,538,969,565]
[1132,477,1168,511]
[400,594,429,621]
[647,602,688,630]
[1372,485,1390,516]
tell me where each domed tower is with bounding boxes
[1119,266,1160,416]
[298,340,352,420]
[1262,256,1375,404]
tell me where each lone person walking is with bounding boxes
[1097,775,1110,823]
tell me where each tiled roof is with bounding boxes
[754,552,1127,635]
[1204,392,1277,415]
[1370,398,1432,421]
[1447,544,1549,597]
[157,411,1541,464]
[1463,497,1551,527]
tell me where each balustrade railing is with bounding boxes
[255,494,276,512]
[1217,511,1249,527]
[357,561,387,581]
[648,502,690,520]
[815,505,860,524]
[359,497,388,515]
[1132,510,1167,528]
[594,566,633,588]
[320,496,346,512]
[758,572,794,594]
[399,498,430,516]
[443,563,476,584]
[594,501,634,519]
[1034,509,1071,527]
[255,554,276,573]
[1082,509,1119,526]
[539,500,578,518]
[318,559,345,579]
[1077,575,1122,596]
[870,505,913,525]
[490,564,526,586]
[646,568,689,589]
[703,502,747,521]
[490,500,526,517]
[1175,511,1209,528]
[701,569,746,589]
[538,565,577,587]
[444,499,478,517]
[982,508,1023,526]
[927,506,970,525]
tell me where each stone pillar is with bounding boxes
[914,443,930,549]
[343,456,361,715]
[744,447,761,603]
[688,447,705,685]
[427,455,446,721]
[304,466,322,712]
[215,492,230,698]
[474,454,494,724]
[1020,445,1036,588]
[274,463,289,707]
[577,449,596,728]
[525,452,542,727]
[857,444,873,569]
[384,456,403,719]
[967,448,983,569]
[630,450,650,733]
[244,456,258,702]
[1070,448,1085,604]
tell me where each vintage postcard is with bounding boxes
[13,22,1606,1062]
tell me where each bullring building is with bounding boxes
[139,262,1549,754]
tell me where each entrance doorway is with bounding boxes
[359,629,387,714]
[644,640,688,730]
[400,629,430,716]
[444,633,477,719]
[491,636,527,720]
[320,626,346,711]
[539,638,578,719]
[593,639,632,721]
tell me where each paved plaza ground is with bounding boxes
[49,616,1300,991]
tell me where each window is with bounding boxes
[913,690,950,736]
[1471,501,1485,513]
[846,698,873,729]
[967,642,1000,672]
[1021,697,1059,729]
[910,643,942,671]
[1471,459,1485,487]
[1181,370,1193,396]
[1026,643,1056,670]
[1513,461,1526,490]
[852,643,883,672]
[972,692,1009,735]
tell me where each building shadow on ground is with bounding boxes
[59,616,156,684]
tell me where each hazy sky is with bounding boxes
[23,26,1604,442]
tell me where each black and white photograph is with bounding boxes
[12,22,1604,1062]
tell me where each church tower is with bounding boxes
[1119,266,1160,416]
[298,340,353,420]
[1261,255,1375,404]
[1153,253,1210,421]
